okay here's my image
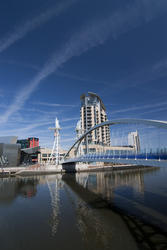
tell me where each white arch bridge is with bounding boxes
[62,119,167,167]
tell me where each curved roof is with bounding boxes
[80,92,106,111]
[88,92,106,110]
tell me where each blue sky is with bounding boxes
[0,0,167,149]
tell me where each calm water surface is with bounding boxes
[1,166,167,250]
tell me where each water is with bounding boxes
[0,166,167,250]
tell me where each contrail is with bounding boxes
[1,0,167,123]
[0,0,77,53]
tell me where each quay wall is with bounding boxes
[0,163,158,177]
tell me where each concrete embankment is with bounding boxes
[69,163,157,173]
[15,164,63,176]
[0,167,26,177]
[16,168,63,176]
[0,163,157,177]
[0,164,63,177]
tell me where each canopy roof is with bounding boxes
[21,146,40,154]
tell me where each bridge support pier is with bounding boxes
[62,162,77,173]
[62,162,92,173]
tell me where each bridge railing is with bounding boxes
[64,118,167,164]
[63,151,167,163]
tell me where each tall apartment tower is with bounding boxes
[80,92,111,145]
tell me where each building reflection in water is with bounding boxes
[0,175,63,237]
[0,177,39,204]
[63,174,138,250]
[1,170,166,249]
[75,168,159,202]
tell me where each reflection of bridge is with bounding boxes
[62,119,167,167]
[63,171,167,249]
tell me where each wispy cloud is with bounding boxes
[119,58,167,90]
[60,132,76,137]
[57,56,167,99]
[0,104,6,108]
[55,70,112,86]
[0,121,54,136]
[151,59,167,80]
[0,59,40,71]
[62,125,76,130]
[21,107,59,115]
[100,57,167,95]
[35,101,78,108]
[138,107,167,117]
[111,101,167,116]
[60,117,79,123]
[1,0,166,124]
[61,138,75,143]
[0,0,76,54]
[0,88,5,98]
[18,121,54,132]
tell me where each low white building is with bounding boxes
[39,148,68,163]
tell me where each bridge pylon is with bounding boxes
[48,118,61,165]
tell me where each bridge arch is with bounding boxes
[64,119,167,159]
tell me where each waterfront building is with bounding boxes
[80,92,111,145]
[128,131,140,152]
[17,137,39,149]
[0,142,21,166]
[17,139,29,149]
[39,148,68,163]
[0,136,40,166]
[17,137,40,163]
[76,92,140,155]
[28,137,39,148]
[0,136,20,166]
